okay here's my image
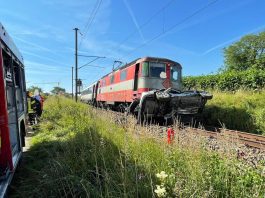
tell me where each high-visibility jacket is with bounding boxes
[27,97,36,114]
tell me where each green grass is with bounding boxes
[203,90,265,134]
[10,97,265,197]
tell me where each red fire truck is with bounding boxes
[0,23,27,197]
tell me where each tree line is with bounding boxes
[27,86,67,96]
[183,31,265,91]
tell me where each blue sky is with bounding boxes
[1,0,265,92]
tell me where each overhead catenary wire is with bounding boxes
[80,64,105,68]
[118,0,219,61]
[79,0,103,49]
[79,63,105,69]
[78,0,100,47]
[79,56,106,69]
[79,0,175,71]
[111,0,176,54]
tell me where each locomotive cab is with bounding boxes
[138,59,182,93]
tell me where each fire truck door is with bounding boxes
[4,55,20,156]
[6,85,19,155]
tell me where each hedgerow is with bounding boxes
[183,69,265,91]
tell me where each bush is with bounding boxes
[183,69,265,91]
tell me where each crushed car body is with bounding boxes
[136,88,213,121]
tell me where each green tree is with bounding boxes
[51,86,66,95]
[224,31,265,71]
[27,86,43,94]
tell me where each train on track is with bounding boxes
[81,57,213,122]
[0,23,27,197]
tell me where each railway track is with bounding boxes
[93,107,265,167]
[186,126,265,150]
[93,108,265,150]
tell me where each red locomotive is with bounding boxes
[81,57,212,122]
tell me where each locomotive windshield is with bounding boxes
[149,62,166,78]
[143,61,180,81]
[171,65,179,81]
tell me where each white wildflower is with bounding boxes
[100,137,105,146]
[154,185,166,197]
[156,171,168,180]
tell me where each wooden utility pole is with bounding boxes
[74,28,79,102]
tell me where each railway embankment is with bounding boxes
[10,97,265,197]
[202,90,265,134]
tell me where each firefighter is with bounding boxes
[27,91,37,125]
[33,89,43,117]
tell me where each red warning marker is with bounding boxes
[162,79,172,89]
[167,127,175,144]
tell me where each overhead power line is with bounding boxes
[79,0,103,49]
[118,0,219,60]
[79,56,106,69]
[78,54,104,58]
[79,0,99,47]
[112,0,176,54]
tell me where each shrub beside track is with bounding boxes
[183,69,265,91]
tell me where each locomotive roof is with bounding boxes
[101,57,182,79]
[0,23,24,64]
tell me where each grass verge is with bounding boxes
[10,96,265,197]
[203,90,265,134]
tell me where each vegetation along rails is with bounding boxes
[100,107,265,150]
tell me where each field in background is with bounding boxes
[10,97,265,197]
[203,91,265,134]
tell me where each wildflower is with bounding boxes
[138,172,145,180]
[154,185,166,197]
[100,137,105,146]
[156,171,168,180]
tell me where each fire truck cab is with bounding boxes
[0,23,27,197]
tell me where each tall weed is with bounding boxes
[10,96,265,197]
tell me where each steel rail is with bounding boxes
[187,126,265,150]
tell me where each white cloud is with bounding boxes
[122,0,145,42]
[202,24,265,55]
[13,36,54,53]
[22,50,69,67]
[25,60,71,72]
